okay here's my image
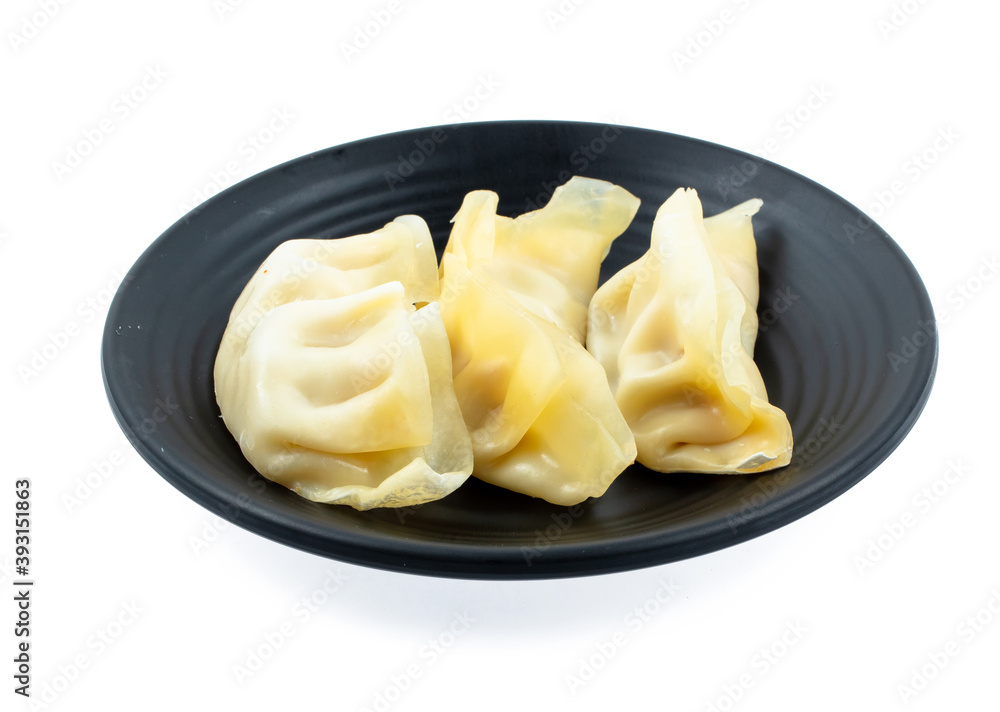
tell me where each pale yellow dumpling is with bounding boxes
[442,176,640,343]
[587,188,793,474]
[222,215,439,350]
[214,217,473,510]
[217,285,472,509]
[440,252,636,506]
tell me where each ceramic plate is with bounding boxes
[102,121,937,579]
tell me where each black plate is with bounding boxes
[102,121,937,579]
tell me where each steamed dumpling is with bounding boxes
[442,176,640,342]
[587,188,793,473]
[214,218,473,509]
[440,252,636,506]
[223,215,439,347]
[216,283,473,509]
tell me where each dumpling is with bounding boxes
[587,188,793,474]
[223,215,439,347]
[217,216,439,397]
[439,252,636,506]
[442,176,640,342]
[215,282,473,509]
[214,217,473,510]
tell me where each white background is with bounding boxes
[3,0,998,710]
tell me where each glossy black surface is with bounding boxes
[102,121,937,579]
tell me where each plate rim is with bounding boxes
[102,119,939,579]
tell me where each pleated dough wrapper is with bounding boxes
[587,188,793,473]
[440,253,636,506]
[214,216,473,509]
[442,176,640,343]
[223,215,439,349]
[216,283,473,509]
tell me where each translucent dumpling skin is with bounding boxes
[442,176,640,343]
[587,188,793,474]
[222,215,439,349]
[214,218,473,510]
[440,252,636,506]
